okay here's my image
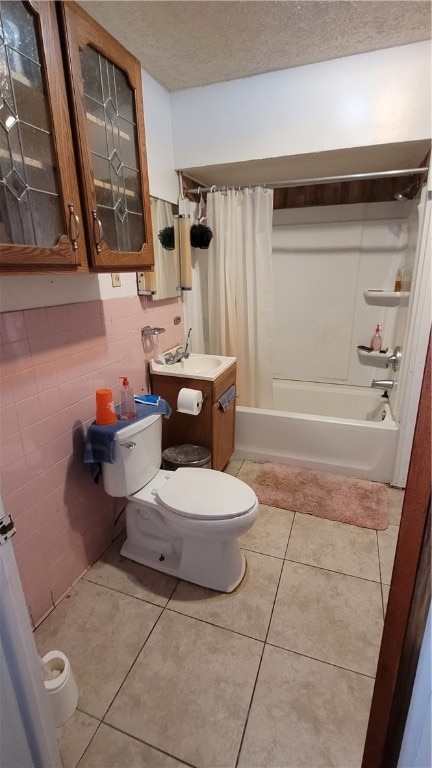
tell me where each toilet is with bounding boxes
[102,413,259,592]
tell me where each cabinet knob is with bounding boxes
[68,203,80,250]
[91,210,103,253]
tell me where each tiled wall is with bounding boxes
[0,295,183,627]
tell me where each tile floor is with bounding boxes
[35,460,403,768]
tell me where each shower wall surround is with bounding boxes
[0,296,182,627]
[271,202,412,388]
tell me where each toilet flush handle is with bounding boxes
[122,442,136,451]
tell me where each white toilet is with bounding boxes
[102,413,259,592]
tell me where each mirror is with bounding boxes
[147,196,180,300]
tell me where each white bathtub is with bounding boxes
[234,380,399,483]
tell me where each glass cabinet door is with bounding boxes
[60,2,154,271]
[0,0,84,268]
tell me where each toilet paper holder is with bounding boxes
[177,388,207,415]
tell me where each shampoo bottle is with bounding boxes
[370,324,382,352]
[394,265,403,292]
[119,377,136,420]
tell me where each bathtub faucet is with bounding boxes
[371,379,394,391]
[385,346,402,372]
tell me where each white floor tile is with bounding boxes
[287,512,380,581]
[239,645,373,768]
[268,560,383,676]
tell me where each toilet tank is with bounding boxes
[102,414,162,497]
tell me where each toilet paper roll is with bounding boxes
[177,387,203,415]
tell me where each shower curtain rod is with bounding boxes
[183,167,429,195]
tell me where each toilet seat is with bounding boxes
[156,467,256,521]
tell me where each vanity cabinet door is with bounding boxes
[212,364,236,470]
[150,364,236,472]
[150,373,213,455]
[212,398,236,471]
[60,1,154,271]
[0,0,85,269]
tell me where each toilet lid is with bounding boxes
[157,468,257,520]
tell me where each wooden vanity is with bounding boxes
[150,362,236,471]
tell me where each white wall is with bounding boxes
[142,71,179,204]
[0,69,178,312]
[271,202,412,387]
[171,41,431,171]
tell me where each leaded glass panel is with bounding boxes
[80,44,103,104]
[30,190,64,246]
[92,154,113,208]
[85,96,107,161]
[114,68,134,124]
[128,212,145,252]
[118,117,138,169]
[3,183,34,243]
[2,0,38,62]
[123,167,142,213]
[0,41,15,121]
[80,44,144,252]
[0,0,63,247]
[97,205,117,250]
[19,122,57,193]
[13,52,49,130]
[4,120,23,176]
[0,122,12,176]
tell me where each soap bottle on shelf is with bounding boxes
[394,265,404,292]
[119,377,137,420]
[370,324,383,352]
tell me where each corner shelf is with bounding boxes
[357,348,391,366]
[363,290,410,306]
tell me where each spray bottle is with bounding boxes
[119,377,136,420]
[370,324,383,352]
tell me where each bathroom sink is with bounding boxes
[150,353,236,381]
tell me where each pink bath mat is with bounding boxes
[250,463,389,530]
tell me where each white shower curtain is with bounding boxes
[179,198,208,354]
[205,187,274,408]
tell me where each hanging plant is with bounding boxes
[190,223,213,249]
[158,226,175,250]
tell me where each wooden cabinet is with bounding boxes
[0,0,153,273]
[150,364,237,471]
[59,2,153,271]
[0,0,85,269]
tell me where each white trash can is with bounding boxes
[42,650,79,727]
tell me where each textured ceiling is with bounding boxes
[79,0,431,92]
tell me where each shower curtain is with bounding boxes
[204,187,274,408]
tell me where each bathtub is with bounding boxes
[234,380,399,483]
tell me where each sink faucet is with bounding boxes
[371,379,394,391]
[183,328,192,359]
[163,329,192,364]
